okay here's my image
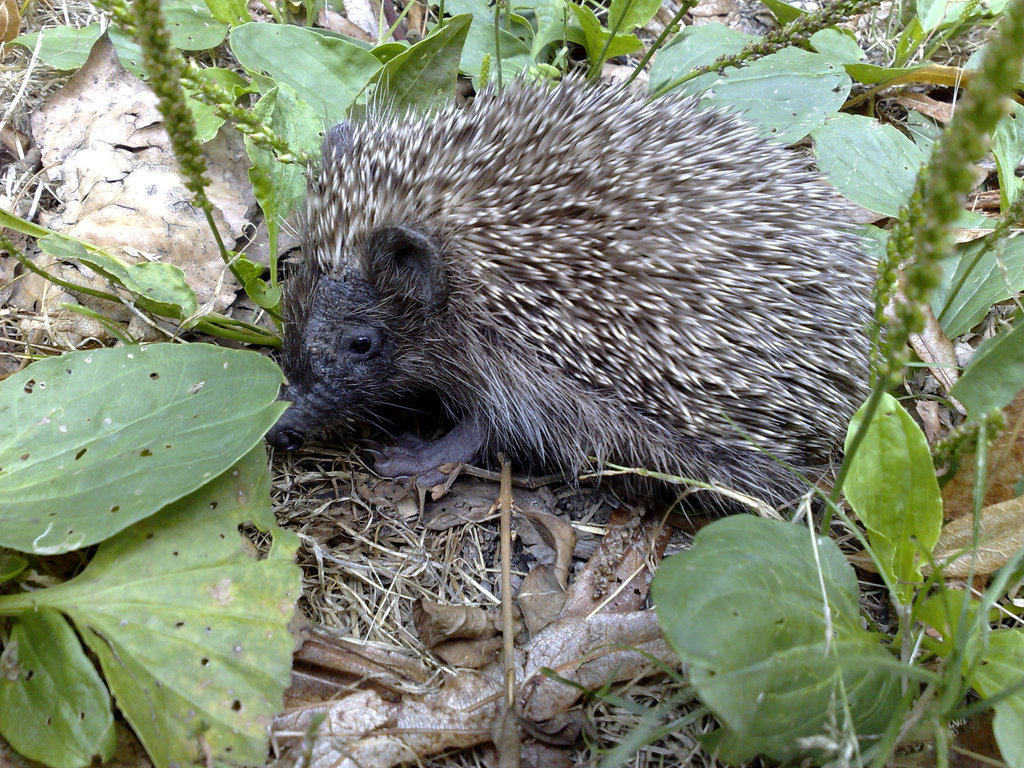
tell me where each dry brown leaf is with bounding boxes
[520,742,576,768]
[917,400,946,444]
[1,0,20,44]
[432,637,502,668]
[423,477,500,529]
[21,35,252,344]
[289,671,502,768]
[413,600,497,647]
[909,306,961,396]
[563,509,668,615]
[896,92,956,123]
[491,704,521,768]
[932,494,1024,577]
[517,500,575,588]
[290,630,433,691]
[943,390,1024,515]
[517,565,566,635]
[518,610,678,722]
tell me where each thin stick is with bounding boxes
[499,454,515,708]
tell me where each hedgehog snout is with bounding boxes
[266,423,306,452]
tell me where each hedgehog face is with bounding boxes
[267,225,448,452]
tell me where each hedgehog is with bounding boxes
[265,79,873,508]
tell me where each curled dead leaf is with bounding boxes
[1,0,20,43]
[519,610,679,722]
[413,600,497,647]
[942,390,1024,514]
[932,494,1024,577]
[280,671,502,768]
[518,564,566,635]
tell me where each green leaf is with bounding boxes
[527,0,574,58]
[992,103,1024,209]
[809,28,866,64]
[935,234,1024,337]
[649,23,753,97]
[844,61,927,84]
[0,344,285,554]
[759,0,804,24]
[37,234,131,284]
[163,0,228,50]
[9,25,104,71]
[571,4,642,65]
[951,322,1024,416]
[124,262,200,321]
[246,84,323,252]
[813,113,926,217]
[203,0,249,25]
[843,394,942,599]
[701,47,851,143]
[374,14,472,115]
[894,15,926,66]
[967,629,1024,768]
[230,22,382,125]
[446,0,534,85]
[0,608,116,768]
[608,0,661,33]
[0,553,27,582]
[652,516,901,764]
[24,448,300,768]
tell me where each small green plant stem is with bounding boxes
[2,236,278,346]
[591,0,637,80]
[623,1,697,90]
[2,239,122,305]
[493,0,503,88]
[649,0,886,97]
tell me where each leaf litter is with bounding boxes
[269,446,712,768]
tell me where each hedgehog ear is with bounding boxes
[323,122,354,160]
[366,226,448,312]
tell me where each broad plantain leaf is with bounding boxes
[16,448,300,768]
[0,344,285,554]
[843,393,942,600]
[653,516,901,764]
[0,607,116,768]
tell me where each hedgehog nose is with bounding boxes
[266,425,305,452]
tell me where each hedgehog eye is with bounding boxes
[349,336,373,355]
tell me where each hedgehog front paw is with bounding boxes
[368,419,487,485]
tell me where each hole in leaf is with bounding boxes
[25,669,34,681]
[149,372,159,380]
[23,379,36,393]
[75,448,87,460]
